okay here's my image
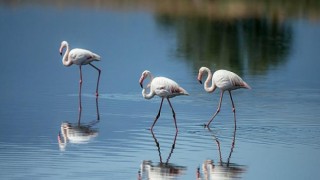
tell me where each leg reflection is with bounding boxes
[58,95,100,151]
[199,126,246,179]
[151,130,178,164]
[139,130,185,179]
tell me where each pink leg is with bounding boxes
[78,65,83,123]
[89,63,101,97]
[167,98,178,132]
[228,91,237,128]
[151,98,164,131]
[206,91,224,127]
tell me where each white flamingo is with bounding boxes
[197,67,251,127]
[59,41,101,97]
[139,70,189,131]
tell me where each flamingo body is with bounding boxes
[212,70,251,91]
[151,77,188,98]
[139,70,188,131]
[198,67,250,127]
[68,48,101,66]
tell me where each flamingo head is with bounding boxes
[59,41,68,55]
[198,67,210,84]
[139,70,151,88]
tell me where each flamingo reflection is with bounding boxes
[197,127,246,180]
[58,97,100,151]
[138,131,186,180]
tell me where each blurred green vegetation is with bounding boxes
[152,0,314,75]
[2,0,320,20]
[156,15,292,75]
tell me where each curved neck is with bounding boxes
[202,68,216,93]
[142,88,155,99]
[142,73,155,99]
[61,43,73,66]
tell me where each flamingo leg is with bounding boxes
[228,91,236,112]
[206,91,224,127]
[151,98,164,131]
[89,63,101,97]
[79,65,83,115]
[228,91,237,128]
[167,98,178,132]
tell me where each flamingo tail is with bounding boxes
[242,81,251,89]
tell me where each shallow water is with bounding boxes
[1,1,320,180]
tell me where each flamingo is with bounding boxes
[139,70,189,131]
[197,67,251,128]
[59,41,101,97]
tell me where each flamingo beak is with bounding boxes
[197,74,202,84]
[139,76,144,88]
[59,46,64,55]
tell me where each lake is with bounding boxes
[0,1,320,179]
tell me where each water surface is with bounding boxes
[0,1,320,179]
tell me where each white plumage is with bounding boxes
[68,48,101,65]
[212,70,250,91]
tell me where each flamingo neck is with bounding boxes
[142,88,155,99]
[202,67,216,93]
[61,42,73,67]
[142,72,155,99]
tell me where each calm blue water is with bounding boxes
[1,3,320,180]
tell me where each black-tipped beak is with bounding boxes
[198,80,202,84]
[140,83,143,88]
[60,52,62,56]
